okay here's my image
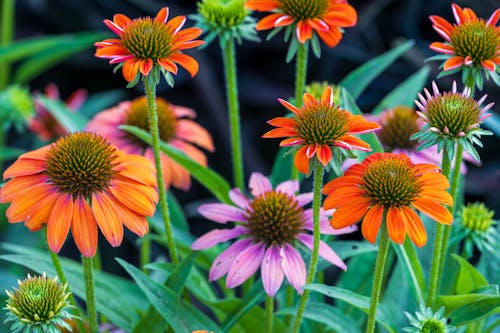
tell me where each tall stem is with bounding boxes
[0,0,14,89]
[265,296,274,333]
[427,146,452,307]
[82,256,98,333]
[221,37,244,189]
[365,223,390,333]
[143,77,179,264]
[291,164,323,333]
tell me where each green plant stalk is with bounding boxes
[221,37,244,189]
[82,256,98,333]
[266,296,274,333]
[0,0,14,89]
[427,146,452,307]
[140,236,151,273]
[143,76,179,265]
[291,163,323,333]
[291,43,309,180]
[365,223,390,333]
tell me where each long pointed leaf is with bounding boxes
[391,239,426,301]
[37,96,88,132]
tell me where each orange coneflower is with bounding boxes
[263,86,380,174]
[245,0,357,47]
[0,132,158,257]
[95,7,204,82]
[429,3,500,72]
[323,152,453,247]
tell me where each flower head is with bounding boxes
[95,7,204,83]
[0,132,158,257]
[0,85,34,131]
[404,302,454,333]
[246,0,357,47]
[263,86,380,175]
[29,84,87,141]
[323,152,453,247]
[429,3,500,84]
[412,81,493,162]
[86,97,214,191]
[192,172,354,296]
[4,273,75,333]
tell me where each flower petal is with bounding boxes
[0,174,48,203]
[3,159,46,180]
[329,197,371,228]
[169,53,199,77]
[122,58,140,82]
[72,197,98,258]
[47,193,73,253]
[109,179,158,216]
[226,242,266,288]
[192,226,246,250]
[261,245,285,296]
[6,183,53,223]
[429,42,455,55]
[386,206,405,244]
[198,203,247,223]
[412,198,453,225]
[297,234,346,270]
[249,172,272,196]
[91,191,124,247]
[229,188,250,209]
[296,20,313,43]
[443,56,464,71]
[280,244,306,294]
[316,145,333,166]
[401,206,427,247]
[361,205,384,243]
[176,119,214,151]
[256,13,287,30]
[278,98,301,114]
[276,180,299,196]
[294,146,310,174]
[209,238,253,281]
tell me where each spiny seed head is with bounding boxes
[46,132,118,197]
[461,202,495,232]
[404,303,452,333]
[4,273,72,327]
[198,0,247,29]
[125,96,177,148]
[245,191,305,246]
[450,20,499,63]
[295,103,350,145]
[121,17,174,60]
[281,0,328,20]
[425,93,481,136]
[379,106,420,151]
[362,155,420,207]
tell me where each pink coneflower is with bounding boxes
[191,172,354,296]
[86,96,214,191]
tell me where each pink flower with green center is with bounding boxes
[192,172,354,296]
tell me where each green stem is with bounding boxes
[291,43,309,180]
[291,164,323,333]
[221,37,244,190]
[140,236,151,273]
[266,296,274,333]
[82,256,98,333]
[427,146,452,307]
[143,77,179,265]
[365,223,390,333]
[0,0,14,89]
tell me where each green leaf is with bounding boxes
[270,147,295,185]
[305,283,397,333]
[37,96,88,132]
[0,147,24,161]
[277,302,362,333]
[331,240,377,260]
[392,238,426,301]
[120,125,231,203]
[371,66,431,115]
[340,40,415,99]
[117,258,221,333]
[452,254,488,294]
[437,285,499,314]
[449,296,500,326]
[168,192,189,232]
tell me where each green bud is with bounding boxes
[198,0,247,29]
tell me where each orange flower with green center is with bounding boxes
[245,0,357,47]
[429,3,500,71]
[263,86,380,174]
[95,7,204,82]
[323,153,453,246]
[0,132,158,257]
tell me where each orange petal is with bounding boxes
[72,197,98,258]
[443,56,464,71]
[115,201,149,237]
[267,117,296,128]
[323,187,365,209]
[308,18,329,32]
[429,15,454,39]
[322,175,361,194]
[335,135,371,151]
[109,179,158,216]
[6,183,54,223]
[361,205,384,243]
[24,189,59,231]
[174,27,203,43]
[256,13,286,30]
[245,0,281,11]
[262,127,298,138]
[419,188,453,206]
[316,145,332,166]
[158,58,178,74]
[170,159,191,190]
[302,92,317,106]
[413,163,440,174]
[329,197,371,229]
[296,21,313,43]
[171,139,208,166]
[429,42,455,54]
[122,58,140,82]
[279,137,305,147]
[316,27,342,48]
[278,98,301,114]
[47,193,73,253]
[321,86,333,104]
[413,198,453,225]
[115,154,157,187]
[324,4,357,27]
[0,174,48,203]
[347,115,381,134]
[401,206,427,247]
[166,16,186,33]
[3,159,46,180]
[92,191,124,247]
[113,14,132,29]
[169,53,199,77]
[294,146,310,174]
[18,145,50,160]
[155,7,169,23]
[416,172,449,190]
[386,206,405,244]
[481,60,496,71]
[95,45,129,57]
[176,119,215,151]
[140,59,154,76]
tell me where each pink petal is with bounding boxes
[297,234,347,270]
[295,193,313,206]
[209,238,253,281]
[275,180,299,196]
[191,226,247,250]
[261,245,285,296]
[280,244,306,294]
[226,242,266,288]
[249,172,272,196]
[229,188,251,210]
[198,203,247,223]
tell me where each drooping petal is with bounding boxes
[109,179,158,216]
[198,203,247,223]
[209,238,253,281]
[122,58,140,82]
[329,197,371,228]
[386,206,405,244]
[158,58,178,74]
[139,59,154,76]
[280,244,306,294]
[229,188,250,209]
[294,146,310,174]
[276,180,299,196]
[296,21,313,43]
[47,193,73,253]
[316,27,342,48]
[176,119,214,151]
[443,56,464,71]
[3,159,46,180]
[316,145,333,166]
[24,188,59,231]
[323,186,366,209]
[429,42,455,54]
[249,172,273,196]
[322,175,361,194]
[401,206,427,247]
[262,127,298,138]
[297,234,346,270]
[169,53,199,77]
[91,191,124,247]
[0,174,48,203]
[419,188,453,206]
[6,183,54,223]
[115,201,149,237]
[361,205,384,243]
[261,245,285,296]
[72,197,98,258]
[413,198,453,225]
[334,135,371,151]
[256,13,287,30]
[226,242,266,288]
[323,4,357,27]
[191,226,247,250]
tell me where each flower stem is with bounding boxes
[82,256,98,333]
[365,223,390,333]
[291,163,323,333]
[291,43,309,180]
[266,296,274,333]
[221,37,244,190]
[0,0,14,89]
[427,146,452,307]
[143,76,179,265]
[140,236,151,273]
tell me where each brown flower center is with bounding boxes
[280,0,328,20]
[46,132,117,197]
[121,18,174,60]
[379,106,419,151]
[245,191,305,246]
[450,20,499,63]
